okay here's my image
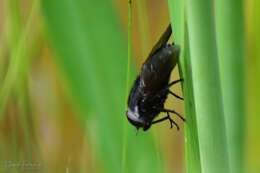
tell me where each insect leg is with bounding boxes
[166,111,180,130]
[152,78,184,100]
[166,78,183,89]
[151,114,180,130]
[152,116,168,124]
[166,78,184,100]
[160,108,185,121]
[168,90,184,100]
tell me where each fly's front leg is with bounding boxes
[152,79,184,100]
[166,78,183,89]
[167,79,184,100]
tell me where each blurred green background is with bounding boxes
[0,0,259,172]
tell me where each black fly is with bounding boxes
[126,24,185,132]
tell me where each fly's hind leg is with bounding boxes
[152,112,180,130]
[166,112,179,130]
[160,108,185,121]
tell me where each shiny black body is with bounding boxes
[126,25,184,131]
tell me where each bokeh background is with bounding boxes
[0,0,259,172]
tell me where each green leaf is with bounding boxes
[215,0,245,172]
[185,0,230,172]
[168,1,201,173]
[41,0,164,172]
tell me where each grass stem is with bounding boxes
[122,0,132,172]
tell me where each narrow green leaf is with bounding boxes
[183,23,201,173]
[0,0,39,119]
[122,0,132,172]
[215,0,245,172]
[186,0,229,172]
[168,1,201,173]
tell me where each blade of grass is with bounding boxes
[136,1,164,172]
[5,0,21,49]
[15,29,44,163]
[5,0,42,163]
[121,0,132,172]
[168,1,201,173]
[214,0,245,172]
[3,0,22,166]
[41,0,164,172]
[16,77,33,161]
[0,0,39,119]
[167,0,183,45]
[185,0,229,172]
[182,22,201,173]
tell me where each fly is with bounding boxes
[126,24,184,132]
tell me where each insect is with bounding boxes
[126,24,185,132]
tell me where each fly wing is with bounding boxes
[141,44,180,96]
[140,24,180,96]
[147,24,172,59]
